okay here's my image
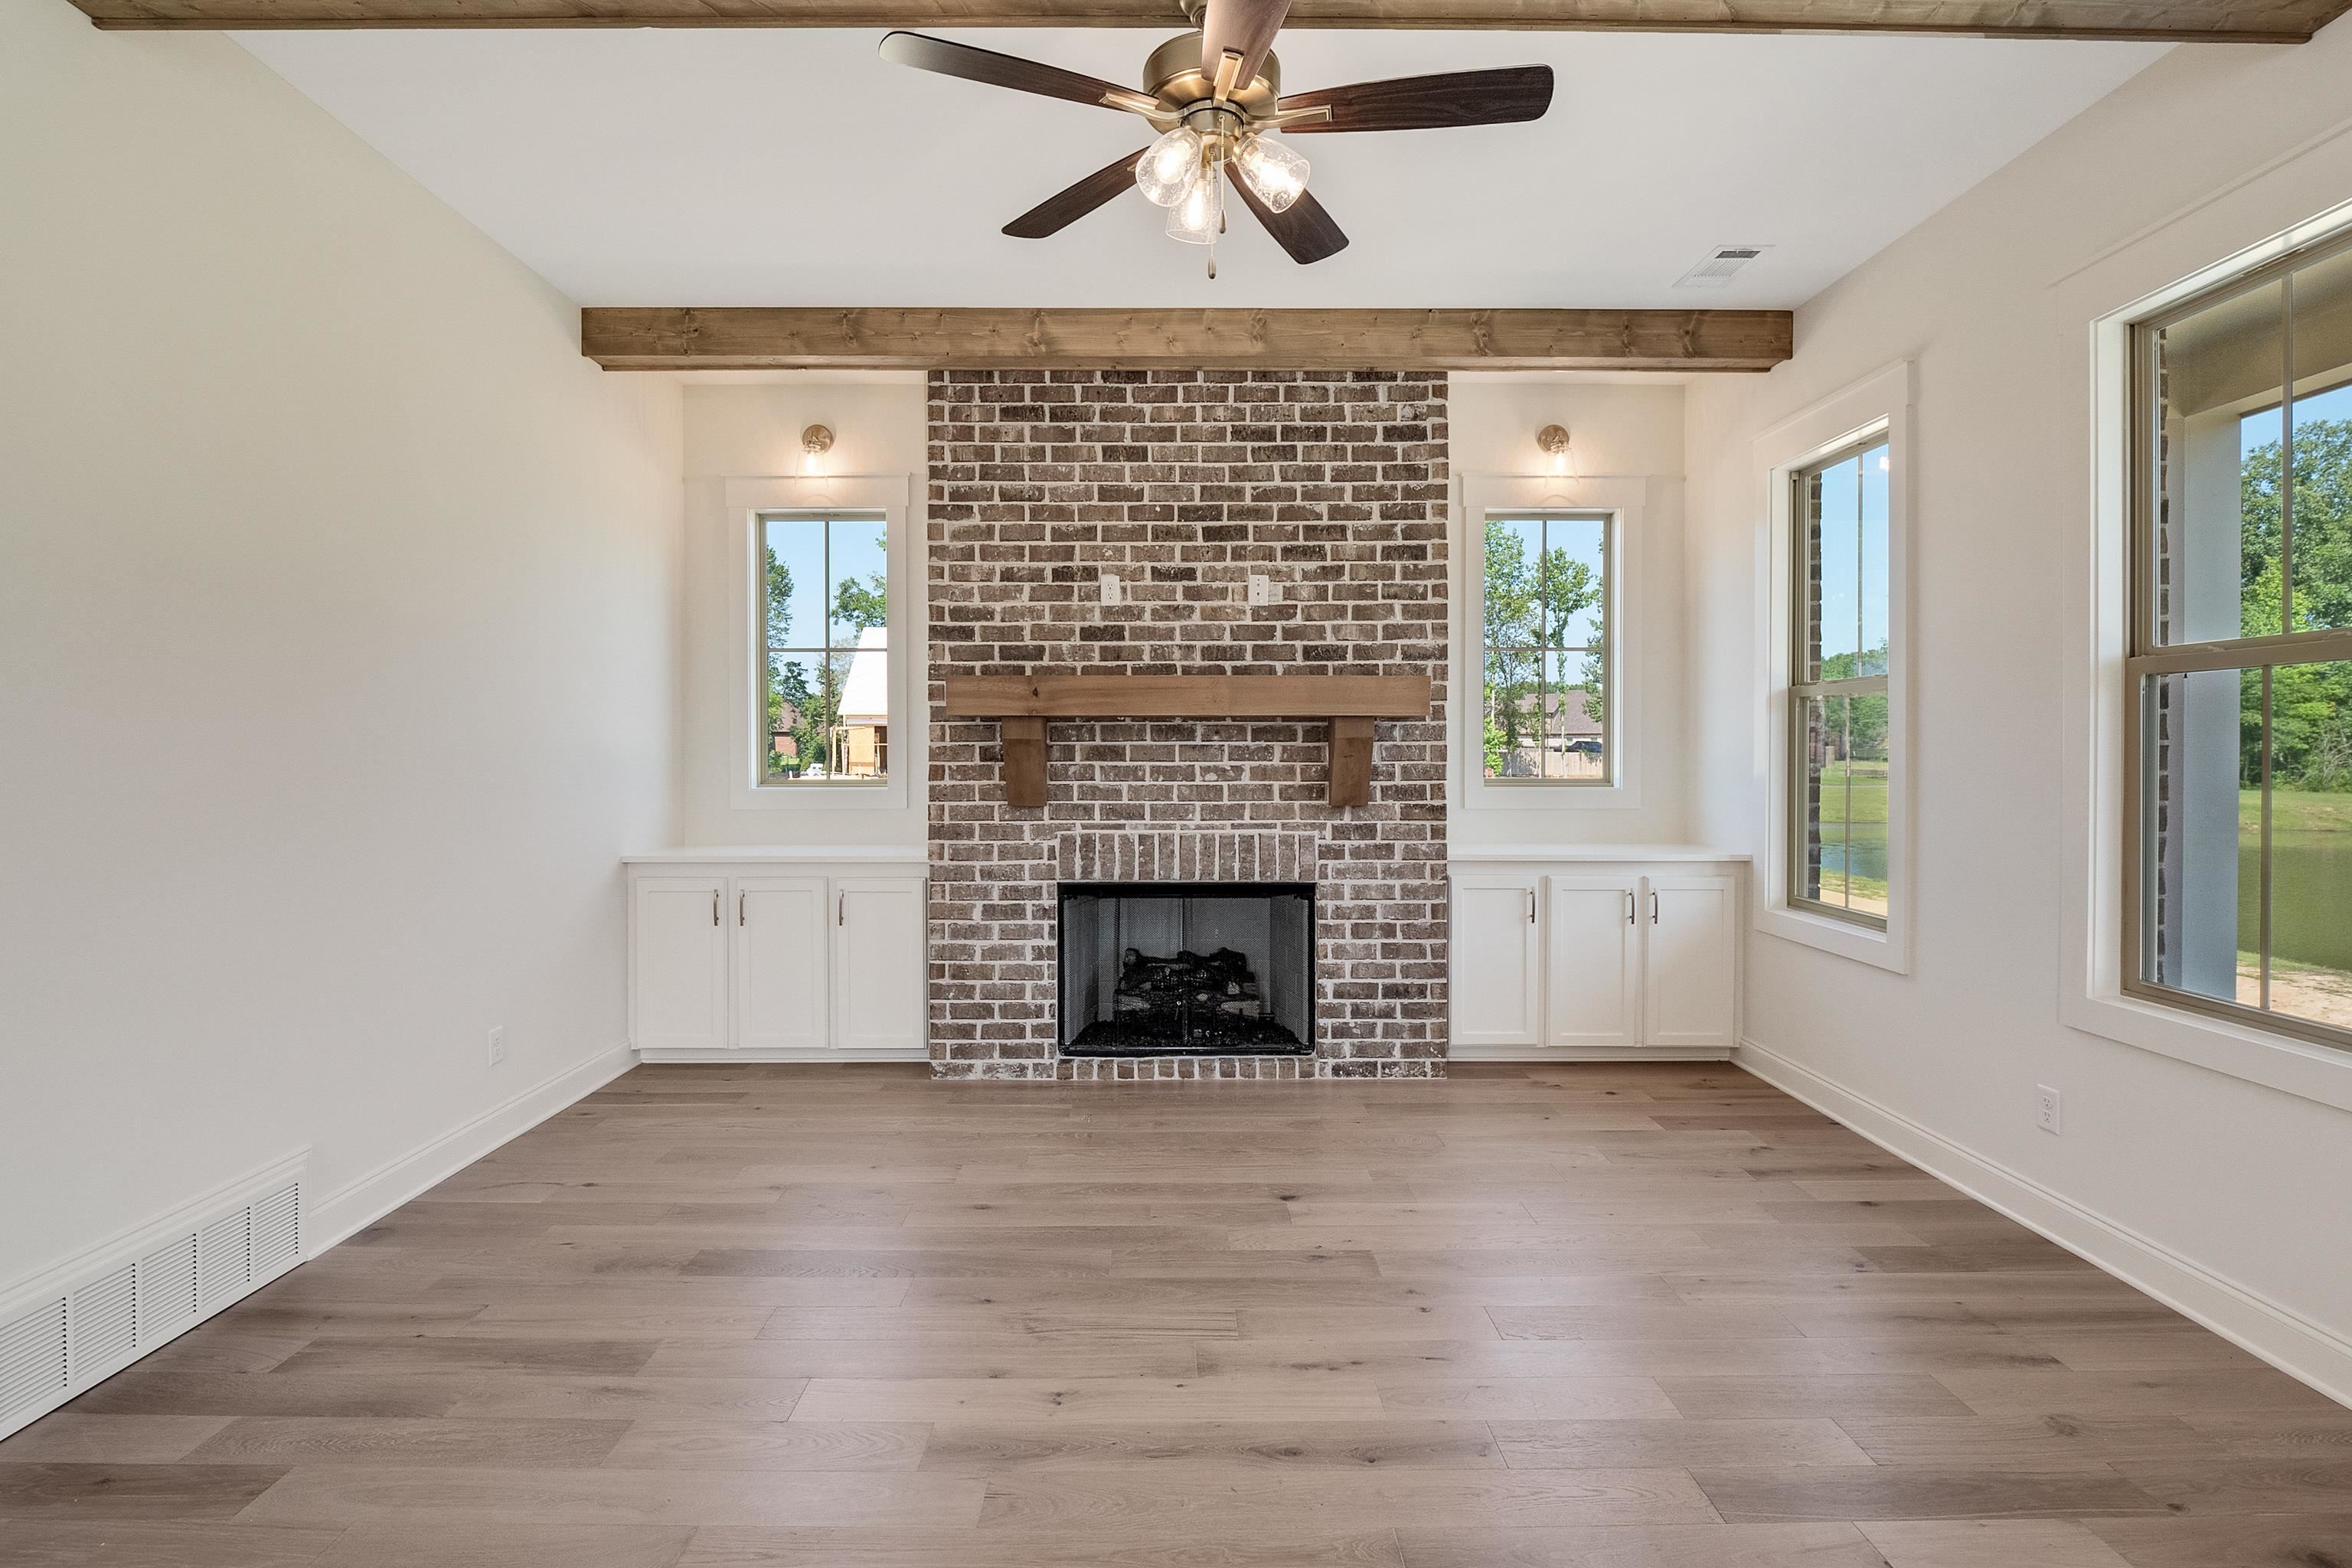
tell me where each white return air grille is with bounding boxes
[0,1161,303,1442]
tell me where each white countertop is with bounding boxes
[1446,844,1751,863]
[624,845,929,864]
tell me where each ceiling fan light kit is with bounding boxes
[878,0,1553,276]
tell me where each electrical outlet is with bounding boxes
[2034,1084,2061,1135]
[488,1026,506,1067]
[1098,571,1122,606]
[1247,573,1276,606]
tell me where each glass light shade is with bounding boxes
[1234,132,1309,214]
[1135,126,1204,207]
[1165,164,1223,244]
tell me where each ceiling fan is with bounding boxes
[878,0,1554,276]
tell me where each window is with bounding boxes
[1481,511,1612,785]
[1790,439,1891,929]
[2126,235,2352,1050]
[759,511,890,786]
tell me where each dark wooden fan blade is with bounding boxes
[1004,149,1148,239]
[1278,65,1554,133]
[1200,0,1292,89]
[879,31,1150,114]
[1225,163,1348,266]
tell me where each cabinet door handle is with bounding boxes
[838,892,846,927]
[712,890,720,926]
[1625,890,1635,925]
[1650,891,1659,925]
[1526,889,1537,926]
[738,891,746,927]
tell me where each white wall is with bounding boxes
[677,376,928,848]
[1449,374,1692,845]
[1685,24,2352,1394]
[0,6,683,1276]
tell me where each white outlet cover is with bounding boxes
[1248,574,1275,606]
[1099,571,1121,606]
[2034,1084,2060,1133]
[488,1026,506,1066]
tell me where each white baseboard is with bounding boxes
[1450,1044,1733,1062]
[637,1047,926,1063]
[306,1040,634,1253]
[1735,1037,2352,1409]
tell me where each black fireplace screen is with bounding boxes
[1057,881,1315,1057]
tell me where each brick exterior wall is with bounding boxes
[925,368,1449,1080]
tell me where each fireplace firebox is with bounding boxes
[1057,881,1315,1057]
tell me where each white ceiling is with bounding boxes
[237,27,2167,310]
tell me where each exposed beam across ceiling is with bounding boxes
[577,307,1795,372]
[67,0,2352,40]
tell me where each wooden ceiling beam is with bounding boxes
[66,0,2352,41]
[578,307,1795,373]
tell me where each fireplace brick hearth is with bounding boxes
[925,368,1449,1080]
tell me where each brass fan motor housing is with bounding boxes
[1143,31,1283,125]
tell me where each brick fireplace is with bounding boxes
[925,368,1449,1080]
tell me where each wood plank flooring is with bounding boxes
[5,1061,2349,1566]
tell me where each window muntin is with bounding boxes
[2127,234,2352,1048]
[1791,438,1892,928]
[760,512,890,786]
[1481,511,1612,785]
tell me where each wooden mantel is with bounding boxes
[944,672,1435,808]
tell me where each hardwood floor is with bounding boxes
[5,1062,2350,1566]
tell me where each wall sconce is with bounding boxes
[801,423,834,476]
[1537,423,1573,478]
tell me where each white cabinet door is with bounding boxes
[1544,875,1642,1048]
[632,877,728,1052]
[834,876,927,1053]
[1644,874,1737,1050]
[1451,874,1542,1047]
[735,876,830,1052]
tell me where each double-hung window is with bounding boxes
[758,511,890,786]
[1790,439,1892,928]
[2126,235,2352,1048]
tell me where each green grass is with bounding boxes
[1817,761,1890,827]
[2239,786,2352,834]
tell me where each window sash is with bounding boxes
[1788,439,1892,931]
[758,511,889,787]
[2120,234,2352,1054]
[1479,511,1615,788]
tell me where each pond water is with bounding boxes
[2238,826,2352,974]
[1818,829,1888,882]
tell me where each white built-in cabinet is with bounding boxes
[627,855,927,1060]
[1449,853,1744,1057]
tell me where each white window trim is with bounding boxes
[727,474,914,814]
[1752,362,1914,975]
[2060,194,2352,1116]
[1453,474,1646,813]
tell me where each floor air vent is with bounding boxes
[0,1163,303,1441]
[0,1298,68,1423]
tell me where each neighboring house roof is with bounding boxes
[838,625,889,727]
[1510,684,1601,737]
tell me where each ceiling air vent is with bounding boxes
[1675,245,1769,289]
